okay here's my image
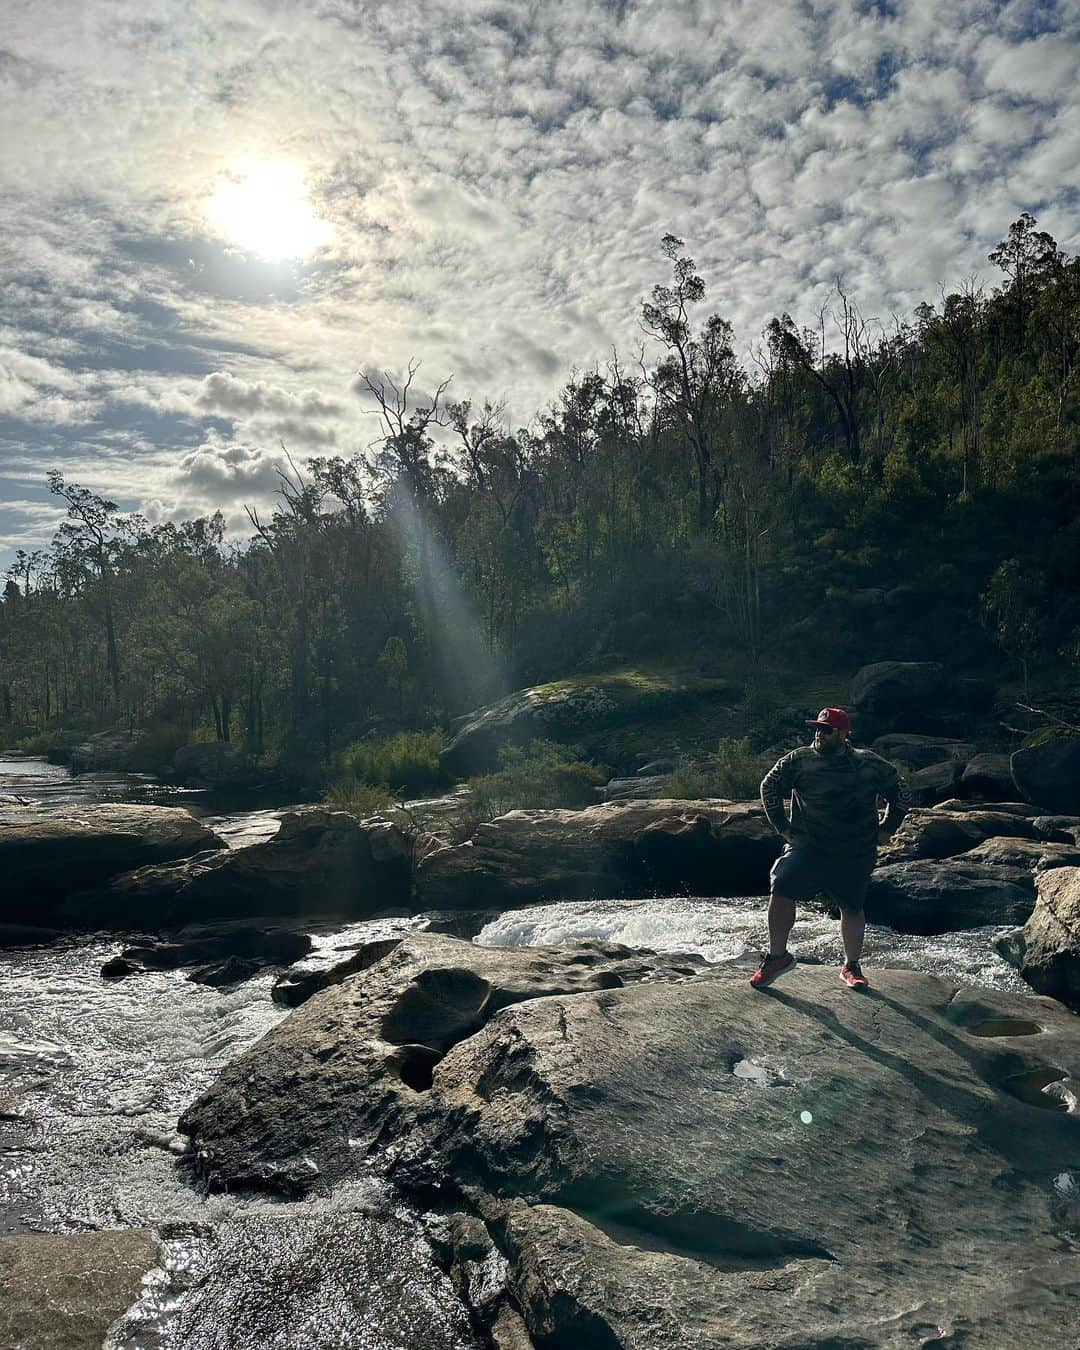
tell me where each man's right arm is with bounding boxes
[760,752,797,838]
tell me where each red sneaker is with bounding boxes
[750,952,796,989]
[841,961,869,990]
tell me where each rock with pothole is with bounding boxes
[412,799,780,909]
[180,934,1080,1349]
[995,865,1080,1013]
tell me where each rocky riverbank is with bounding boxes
[179,931,1080,1348]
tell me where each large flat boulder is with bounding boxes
[0,804,224,925]
[440,684,621,778]
[866,859,1036,932]
[413,799,780,909]
[62,809,414,930]
[438,673,740,778]
[0,1229,161,1350]
[1011,736,1080,813]
[996,865,1080,1012]
[180,934,1080,1349]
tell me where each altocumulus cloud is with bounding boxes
[0,0,1076,565]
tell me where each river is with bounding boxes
[0,754,1032,1346]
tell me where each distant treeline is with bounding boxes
[2,214,1078,760]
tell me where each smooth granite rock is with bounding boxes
[179,934,1080,1350]
[906,759,965,806]
[996,865,1080,1012]
[879,806,1069,865]
[866,859,1036,932]
[65,809,414,929]
[413,799,780,909]
[0,1229,161,1350]
[958,752,1016,800]
[0,804,224,925]
[1011,736,1080,813]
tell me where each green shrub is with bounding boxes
[127,722,191,772]
[658,737,766,801]
[466,739,607,817]
[337,729,445,797]
[12,731,54,755]
[323,777,395,818]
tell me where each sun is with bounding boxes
[208,159,332,260]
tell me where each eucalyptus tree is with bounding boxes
[641,235,741,532]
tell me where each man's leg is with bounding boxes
[839,907,865,963]
[768,892,797,957]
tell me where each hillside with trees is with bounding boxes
[2,215,1078,787]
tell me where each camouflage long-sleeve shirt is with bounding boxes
[759,744,911,861]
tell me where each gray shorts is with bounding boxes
[769,845,873,911]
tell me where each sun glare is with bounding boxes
[208,159,331,260]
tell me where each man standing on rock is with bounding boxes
[752,707,910,991]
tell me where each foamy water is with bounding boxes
[477,894,1031,994]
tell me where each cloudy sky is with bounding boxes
[1,0,1077,567]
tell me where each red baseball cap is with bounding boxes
[806,706,851,733]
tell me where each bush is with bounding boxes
[466,739,607,817]
[337,729,446,797]
[323,778,395,818]
[127,721,191,772]
[658,737,766,801]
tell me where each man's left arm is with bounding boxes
[878,762,912,839]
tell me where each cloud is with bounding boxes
[175,432,289,504]
[195,370,343,419]
[0,0,1076,564]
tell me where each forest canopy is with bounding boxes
[2,215,1078,768]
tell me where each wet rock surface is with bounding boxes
[65,809,414,930]
[139,1214,481,1350]
[413,799,780,910]
[996,865,1080,1012]
[0,1229,161,1350]
[0,804,224,925]
[181,933,1080,1349]
[271,936,404,1006]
